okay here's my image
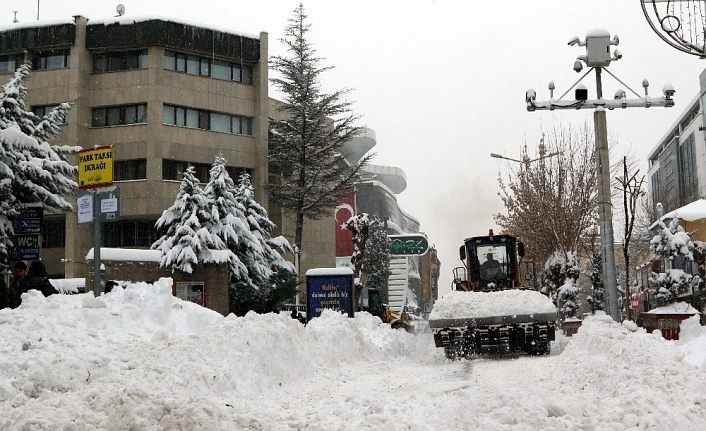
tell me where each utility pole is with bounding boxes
[526,29,675,322]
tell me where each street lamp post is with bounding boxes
[525,30,675,322]
[490,151,560,164]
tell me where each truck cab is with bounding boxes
[454,230,525,291]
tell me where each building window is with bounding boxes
[42,218,66,248]
[162,104,252,135]
[91,104,147,127]
[0,53,24,74]
[175,281,205,305]
[93,50,148,73]
[114,159,147,181]
[32,105,68,124]
[104,219,157,248]
[162,159,251,183]
[163,49,253,84]
[32,50,70,70]
[679,133,698,204]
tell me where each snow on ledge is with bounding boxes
[87,15,261,40]
[306,268,354,276]
[647,301,700,315]
[650,199,706,229]
[86,248,161,262]
[0,19,74,33]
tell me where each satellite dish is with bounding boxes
[116,4,126,16]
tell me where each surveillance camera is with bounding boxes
[575,84,588,101]
[613,49,622,60]
[662,83,675,98]
[573,60,583,73]
[525,89,537,103]
[568,36,580,46]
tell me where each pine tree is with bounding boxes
[558,279,580,320]
[363,216,390,303]
[231,171,296,314]
[585,251,605,313]
[648,218,696,305]
[151,166,229,274]
[0,64,77,213]
[0,64,77,293]
[203,155,251,284]
[541,250,579,306]
[236,171,294,282]
[269,3,373,262]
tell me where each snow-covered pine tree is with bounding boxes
[541,250,579,304]
[0,64,77,213]
[236,171,294,281]
[557,279,580,320]
[269,4,373,263]
[344,213,371,307]
[203,155,252,285]
[362,216,390,303]
[584,251,605,313]
[231,171,296,314]
[0,64,77,294]
[151,166,229,274]
[648,218,696,305]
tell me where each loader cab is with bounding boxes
[460,232,521,291]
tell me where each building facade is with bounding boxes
[647,71,706,214]
[335,129,439,312]
[0,16,270,279]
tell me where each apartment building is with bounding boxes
[647,69,706,214]
[0,16,270,278]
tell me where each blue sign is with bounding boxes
[306,273,354,321]
[9,234,41,260]
[10,206,43,260]
[11,206,43,235]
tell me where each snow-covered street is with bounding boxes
[1,280,706,430]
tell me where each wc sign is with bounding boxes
[9,205,43,260]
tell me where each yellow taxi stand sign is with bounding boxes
[78,145,113,189]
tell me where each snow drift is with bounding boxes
[0,278,437,429]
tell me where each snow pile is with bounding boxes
[0,279,439,429]
[548,315,706,428]
[429,289,556,320]
[680,315,706,367]
[48,278,85,294]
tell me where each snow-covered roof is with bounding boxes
[87,15,261,40]
[86,248,161,262]
[650,199,706,229]
[647,301,700,315]
[0,18,74,33]
[306,268,354,276]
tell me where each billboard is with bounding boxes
[78,146,113,189]
[306,269,354,321]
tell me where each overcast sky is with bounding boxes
[3,1,705,293]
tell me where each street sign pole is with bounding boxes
[93,188,102,296]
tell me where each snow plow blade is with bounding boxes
[430,311,557,358]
